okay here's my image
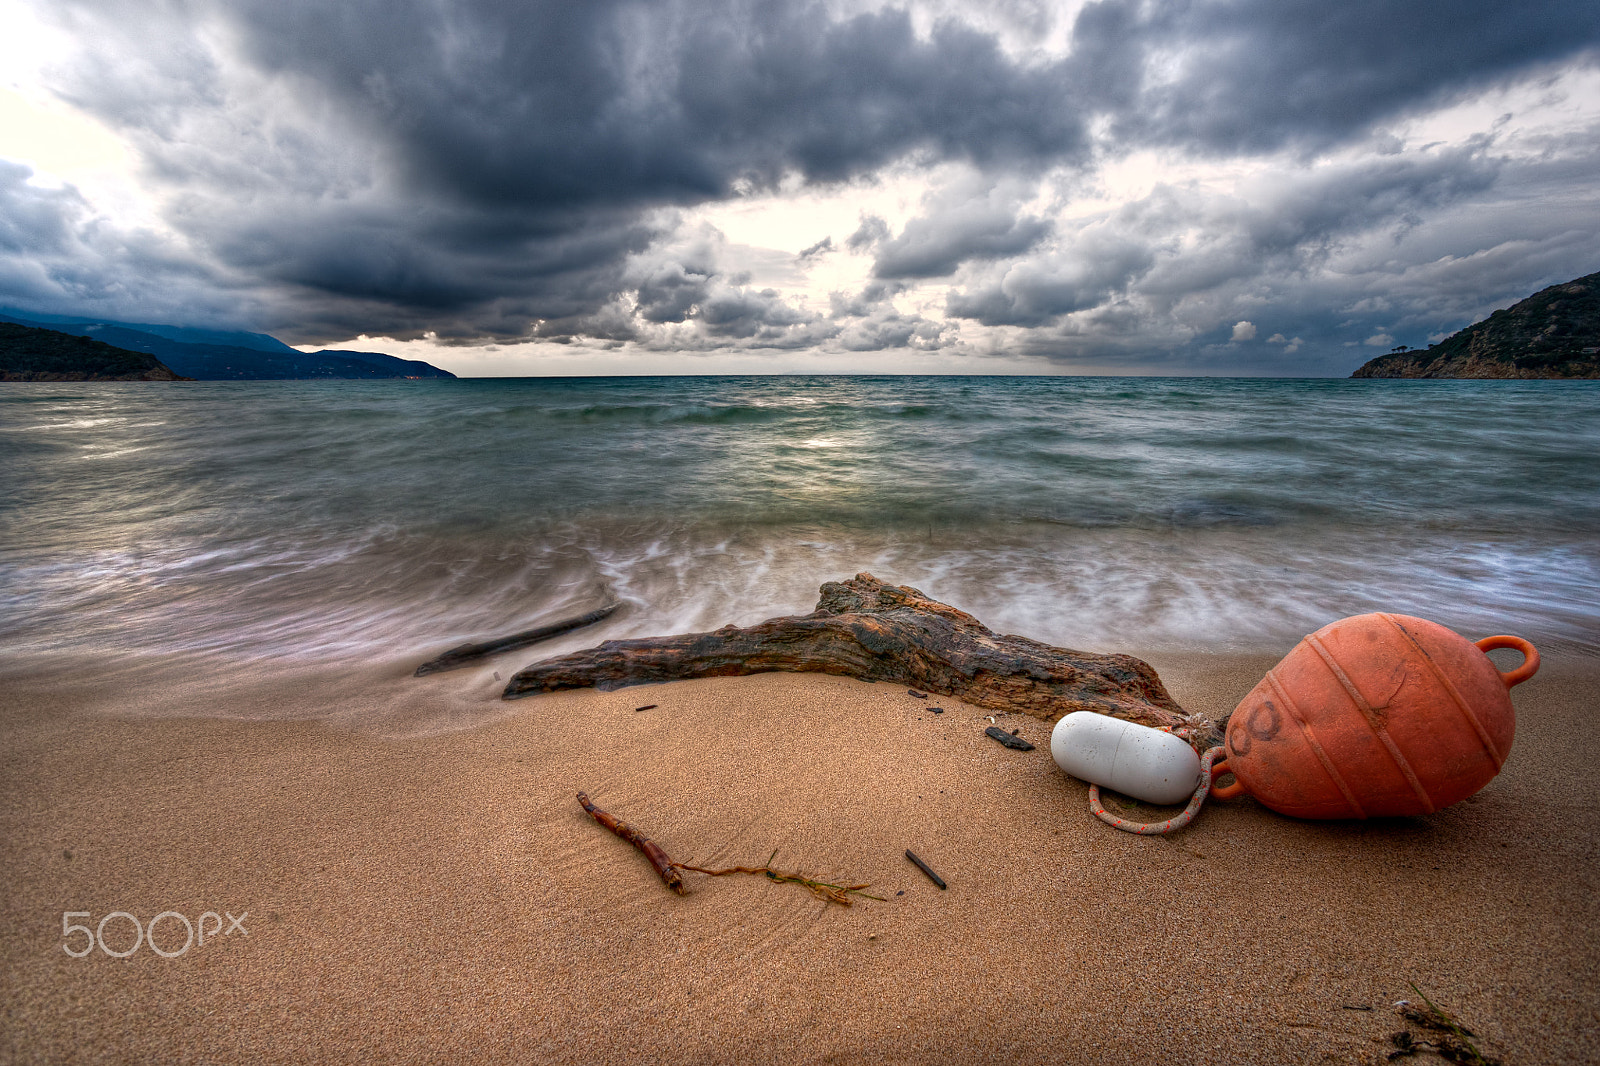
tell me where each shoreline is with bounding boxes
[3,648,1597,1064]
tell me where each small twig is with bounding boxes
[576,791,685,894]
[575,793,880,905]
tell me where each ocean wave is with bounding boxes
[3,377,1596,680]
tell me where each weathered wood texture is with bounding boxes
[504,573,1214,745]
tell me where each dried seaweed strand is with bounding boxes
[675,850,886,906]
[1403,984,1494,1066]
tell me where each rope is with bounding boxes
[1089,746,1228,835]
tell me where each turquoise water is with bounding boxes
[2,376,1597,671]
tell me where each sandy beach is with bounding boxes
[2,645,1596,1066]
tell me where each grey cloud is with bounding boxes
[798,236,834,259]
[0,160,244,326]
[946,139,1591,372]
[944,224,1156,326]
[835,310,946,351]
[846,215,892,253]
[0,162,89,260]
[696,286,814,339]
[1133,144,1503,300]
[28,0,1096,339]
[1074,0,1600,155]
[10,0,1600,352]
[829,280,906,319]
[872,194,1052,278]
[527,223,829,348]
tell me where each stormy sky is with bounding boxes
[2,0,1597,375]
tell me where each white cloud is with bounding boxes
[1364,332,1396,347]
[1231,320,1256,341]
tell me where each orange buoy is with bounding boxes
[1211,613,1538,819]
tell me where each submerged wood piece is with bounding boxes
[507,573,1215,746]
[414,604,619,676]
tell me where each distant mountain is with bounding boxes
[0,310,455,380]
[0,309,304,356]
[1352,271,1600,379]
[0,322,186,381]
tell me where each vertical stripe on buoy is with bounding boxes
[1378,613,1506,770]
[1264,669,1367,818]
[1303,634,1437,814]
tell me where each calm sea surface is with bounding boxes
[3,376,1597,674]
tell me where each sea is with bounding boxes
[3,376,1598,681]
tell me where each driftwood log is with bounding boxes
[505,573,1216,747]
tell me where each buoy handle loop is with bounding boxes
[1208,756,1246,800]
[1473,635,1539,688]
[1089,746,1228,835]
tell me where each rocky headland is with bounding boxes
[1352,270,1600,378]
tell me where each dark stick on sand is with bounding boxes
[504,573,1215,746]
[576,791,686,894]
[414,604,619,676]
[905,850,947,890]
[984,725,1036,751]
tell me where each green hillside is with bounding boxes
[1352,271,1600,378]
[0,322,185,381]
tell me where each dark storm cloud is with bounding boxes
[28,0,1102,339]
[1073,0,1600,154]
[10,0,1600,349]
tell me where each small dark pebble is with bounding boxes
[896,890,904,896]
[1011,728,1020,735]
[1341,1005,1374,1011]
[985,726,1035,751]
[931,707,944,714]
[907,690,927,698]
[634,704,658,712]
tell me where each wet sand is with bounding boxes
[2,649,1596,1064]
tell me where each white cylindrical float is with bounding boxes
[1050,712,1201,805]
